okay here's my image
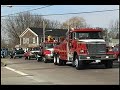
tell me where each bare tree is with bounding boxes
[108,19,119,39]
[3,12,61,47]
[1,38,6,48]
[61,16,89,29]
[42,19,61,29]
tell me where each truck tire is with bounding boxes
[62,61,67,65]
[37,57,40,62]
[75,55,84,70]
[118,56,120,62]
[57,55,62,66]
[25,57,28,60]
[104,60,113,68]
[72,60,76,67]
[10,55,13,59]
[53,54,57,65]
[37,57,42,62]
[43,57,47,63]
[28,56,31,60]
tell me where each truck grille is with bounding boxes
[86,43,106,54]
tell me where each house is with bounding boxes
[19,27,67,51]
[109,39,119,47]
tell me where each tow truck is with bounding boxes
[36,35,60,62]
[53,28,116,70]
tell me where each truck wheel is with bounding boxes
[37,58,40,62]
[75,55,84,70]
[36,57,39,62]
[118,56,120,62]
[72,60,76,67]
[38,57,43,62]
[43,57,47,63]
[62,61,67,65]
[57,55,62,66]
[10,55,13,59]
[25,57,28,60]
[28,56,31,60]
[104,60,113,68]
[54,55,57,65]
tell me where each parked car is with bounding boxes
[24,47,41,60]
[1,51,5,58]
[11,48,25,59]
[1,48,8,58]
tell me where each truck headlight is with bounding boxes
[106,56,109,58]
[87,57,90,59]
[80,50,84,53]
[47,54,51,56]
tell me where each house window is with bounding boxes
[26,38,29,44]
[33,37,35,43]
[23,38,29,44]
[23,38,26,44]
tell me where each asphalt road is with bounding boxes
[1,57,119,85]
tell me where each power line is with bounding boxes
[39,9,119,16]
[1,5,44,7]
[1,5,54,17]
[1,8,119,18]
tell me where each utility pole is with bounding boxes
[67,20,70,61]
[43,21,45,42]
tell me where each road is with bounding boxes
[1,57,119,85]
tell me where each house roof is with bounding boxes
[19,28,38,37]
[29,27,68,37]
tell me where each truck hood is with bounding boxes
[78,39,105,43]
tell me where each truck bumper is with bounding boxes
[45,55,54,60]
[78,54,116,61]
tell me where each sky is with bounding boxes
[1,5,119,28]
[1,5,119,42]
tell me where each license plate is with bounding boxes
[95,60,101,62]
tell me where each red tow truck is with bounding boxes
[53,28,116,70]
[38,36,60,63]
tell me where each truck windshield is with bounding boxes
[76,32,103,39]
[45,44,54,49]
